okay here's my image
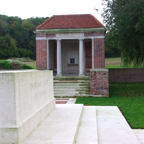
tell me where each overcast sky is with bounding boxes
[0,0,104,24]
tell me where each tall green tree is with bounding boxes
[0,35,18,59]
[0,15,48,60]
[102,0,144,66]
[105,32,120,58]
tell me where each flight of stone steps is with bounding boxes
[54,76,90,97]
[23,105,142,144]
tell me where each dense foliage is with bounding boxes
[0,60,33,69]
[105,32,120,58]
[102,0,144,66]
[0,15,48,60]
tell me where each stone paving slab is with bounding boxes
[23,104,83,144]
[66,98,76,104]
[76,106,98,144]
[133,129,144,144]
[96,106,141,144]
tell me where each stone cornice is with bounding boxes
[34,28,105,33]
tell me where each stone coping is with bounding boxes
[90,69,109,72]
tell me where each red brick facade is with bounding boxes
[90,69,109,97]
[35,14,108,97]
[36,40,47,69]
[36,32,105,71]
[93,38,105,68]
[85,41,92,73]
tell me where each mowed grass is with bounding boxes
[75,82,144,129]
[105,57,121,68]
[20,61,36,68]
[105,57,121,63]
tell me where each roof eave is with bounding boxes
[34,28,106,34]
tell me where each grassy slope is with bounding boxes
[75,82,144,129]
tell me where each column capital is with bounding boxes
[79,38,84,41]
[56,39,61,41]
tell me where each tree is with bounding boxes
[102,0,144,66]
[0,15,48,60]
[0,35,18,59]
[105,32,120,58]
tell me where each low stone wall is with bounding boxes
[109,68,144,83]
[0,70,55,144]
[90,69,109,97]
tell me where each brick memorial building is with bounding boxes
[35,14,109,97]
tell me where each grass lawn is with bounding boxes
[20,61,36,68]
[75,82,144,129]
[105,57,121,63]
[105,65,122,68]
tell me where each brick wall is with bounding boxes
[109,68,144,83]
[46,34,56,37]
[36,31,105,72]
[90,69,109,97]
[36,40,47,69]
[93,38,105,68]
[85,41,92,73]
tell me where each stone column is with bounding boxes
[47,39,49,70]
[57,39,62,76]
[79,39,84,76]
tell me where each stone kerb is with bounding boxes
[90,69,109,97]
[0,70,55,144]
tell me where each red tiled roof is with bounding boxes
[36,14,104,29]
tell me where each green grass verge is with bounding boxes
[75,82,144,129]
[105,65,122,68]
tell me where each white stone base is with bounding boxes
[0,99,55,144]
[0,70,55,144]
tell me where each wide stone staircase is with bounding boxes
[23,105,141,144]
[54,76,91,97]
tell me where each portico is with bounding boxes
[35,14,105,76]
[45,33,94,76]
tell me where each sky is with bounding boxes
[0,0,104,24]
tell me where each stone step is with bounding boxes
[54,86,90,90]
[54,90,90,93]
[54,76,90,80]
[54,91,90,96]
[76,106,98,144]
[133,129,144,144]
[23,104,84,144]
[54,80,90,82]
[96,106,141,144]
[54,94,92,97]
[54,83,90,86]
